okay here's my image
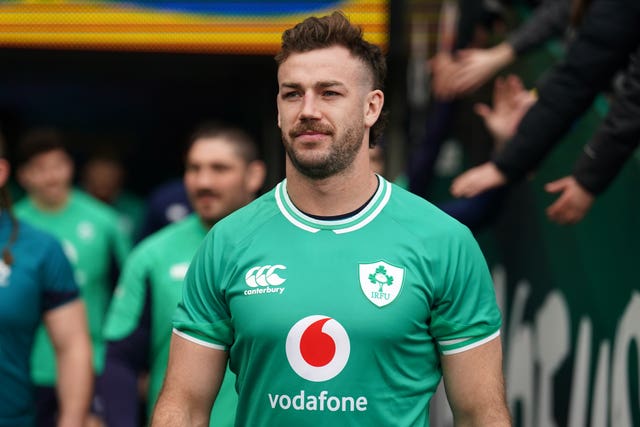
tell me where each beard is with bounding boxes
[283,120,365,180]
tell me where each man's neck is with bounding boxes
[31,192,69,213]
[285,159,378,217]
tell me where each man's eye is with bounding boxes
[323,91,339,97]
[282,91,300,99]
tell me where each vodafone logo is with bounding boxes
[285,315,350,382]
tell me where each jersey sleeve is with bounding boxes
[40,236,80,312]
[111,218,133,268]
[430,227,502,355]
[103,245,151,341]
[172,231,233,350]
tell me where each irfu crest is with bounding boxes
[359,261,404,307]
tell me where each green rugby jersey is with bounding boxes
[175,176,502,426]
[104,214,237,425]
[111,191,145,242]
[15,189,131,385]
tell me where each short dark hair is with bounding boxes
[185,121,260,165]
[16,128,68,166]
[275,11,387,147]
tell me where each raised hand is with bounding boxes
[430,51,459,101]
[544,176,595,224]
[450,162,507,198]
[474,74,536,147]
[439,42,516,99]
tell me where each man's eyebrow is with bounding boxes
[280,82,302,90]
[316,80,345,89]
[280,81,346,90]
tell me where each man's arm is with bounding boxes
[45,299,93,427]
[543,45,640,224]
[151,332,228,427]
[441,337,511,426]
[572,46,640,195]
[494,0,640,182]
[102,297,151,427]
[102,247,152,427]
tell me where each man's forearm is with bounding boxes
[56,337,93,427]
[151,395,210,427]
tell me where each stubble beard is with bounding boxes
[283,122,365,180]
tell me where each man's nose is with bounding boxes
[196,169,217,186]
[299,93,321,119]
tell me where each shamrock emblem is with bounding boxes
[368,265,394,292]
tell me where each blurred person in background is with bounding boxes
[15,128,131,427]
[0,130,92,427]
[138,178,191,240]
[81,149,145,242]
[101,122,266,427]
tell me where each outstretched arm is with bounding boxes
[493,0,640,182]
[450,75,535,198]
[435,43,516,99]
[432,0,571,100]
[572,46,640,195]
[544,45,640,225]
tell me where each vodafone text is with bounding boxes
[268,390,368,412]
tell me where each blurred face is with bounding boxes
[277,45,383,179]
[18,149,73,208]
[184,137,256,227]
[0,158,9,190]
[82,159,123,203]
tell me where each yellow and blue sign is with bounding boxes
[0,0,388,53]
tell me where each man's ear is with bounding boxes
[0,159,10,189]
[364,89,384,129]
[276,94,282,129]
[246,160,267,194]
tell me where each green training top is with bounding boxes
[174,176,502,427]
[15,189,131,385]
[104,214,237,426]
[0,213,78,427]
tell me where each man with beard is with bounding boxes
[102,122,266,427]
[153,12,510,427]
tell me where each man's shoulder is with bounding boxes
[71,189,122,224]
[14,219,64,261]
[386,183,471,237]
[213,188,279,236]
[13,197,32,215]
[16,219,58,246]
[139,215,201,248]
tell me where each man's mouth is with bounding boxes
[195,192,217,200]
[290,124,333,139]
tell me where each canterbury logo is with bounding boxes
[245,265,287,287]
